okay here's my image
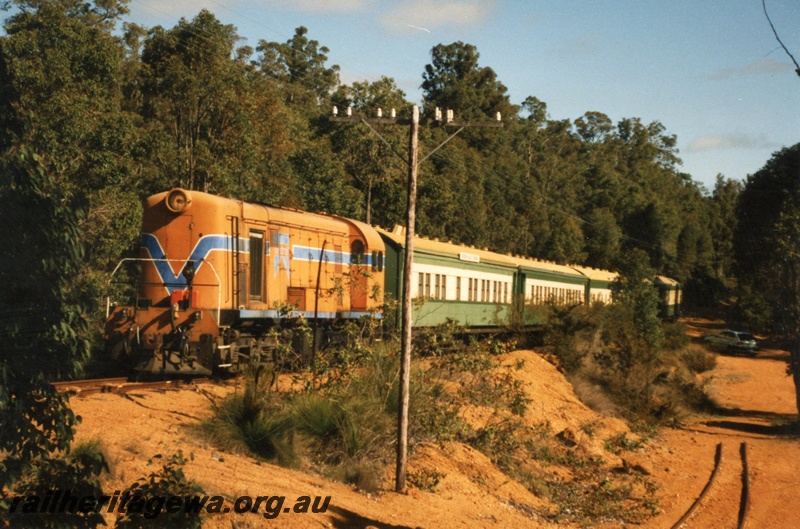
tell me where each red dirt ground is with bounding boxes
[68,318,800,528]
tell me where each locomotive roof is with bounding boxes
[147,190,351,236]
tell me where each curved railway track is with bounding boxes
[51,376,208,396]
[671,442,751,529]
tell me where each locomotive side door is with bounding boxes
[350,239,367,311]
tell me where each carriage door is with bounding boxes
[350,240,367,311]
[249,231,264,302]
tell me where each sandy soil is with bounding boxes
[68,319,800,528]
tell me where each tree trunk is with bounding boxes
[793,349,800,417]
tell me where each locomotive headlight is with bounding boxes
[165,189,191,214]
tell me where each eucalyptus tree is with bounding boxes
[0,0,133,191]
[709,175,742,278]
[138,10,294,201]
[0,0,142,354]
[329,76,410,225]
[256,26,340,112]
[734,143,800,413]
[421,41,515,122]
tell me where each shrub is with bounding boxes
[115,452,204,529]
[662,322,691,350]
[5,439,109,528]
[681,345,718,374]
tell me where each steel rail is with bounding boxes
[52,377,210,396]
[738,442,750,529]
[671,442,724,529]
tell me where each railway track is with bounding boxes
[671,442,751,529]
[52,376,209,396]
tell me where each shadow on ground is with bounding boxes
[328,506,416,529]
[700,406,799,437]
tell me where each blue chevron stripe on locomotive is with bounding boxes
[139,235,371,294]
[140,233,247,294]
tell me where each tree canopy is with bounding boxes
[0,4,740,332]
[733,143,800,412]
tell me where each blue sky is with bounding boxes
[126,1,800,190]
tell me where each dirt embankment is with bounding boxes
[69,320,800,528]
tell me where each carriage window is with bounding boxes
[249,231,264,300]
[456,277,462,301]
[418,273,431,297]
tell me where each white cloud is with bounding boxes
[379,0,496,33]
[687,133,777,152]
[131,0,231,21]
[131,0,368,21]
[261,0,369,13]
[710,58,793,80]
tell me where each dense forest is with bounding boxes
[0,1,746,325]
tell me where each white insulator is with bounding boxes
[377,108,383,117]
[346,106,352,116]
[496,111,501,121]
[391,108,396,118]
[332,106,338,116]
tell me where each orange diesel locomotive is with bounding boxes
[105,189,385,375]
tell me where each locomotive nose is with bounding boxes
[165,188,192,213]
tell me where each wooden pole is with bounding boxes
[328,104,500,493]
[395,105,419,492]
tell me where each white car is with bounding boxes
[704,330,758,356]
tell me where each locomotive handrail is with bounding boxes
[108,258,222,322]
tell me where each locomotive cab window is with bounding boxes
[249,231,264,300]
[350,240,365,265]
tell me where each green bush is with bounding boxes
[115,452,204,529]
[5,439,109,529]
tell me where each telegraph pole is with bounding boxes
[330,104,501,492]
[396,105,418,492]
